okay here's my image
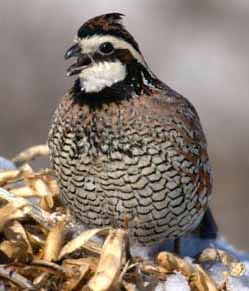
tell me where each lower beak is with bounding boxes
[66,53,92,77]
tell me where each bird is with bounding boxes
[48,13,213,246]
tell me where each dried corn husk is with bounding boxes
[198,248,246,277]
[21,164,54,210]
[43,219,66,261]
[0,265,36,290]
[59,228,110,260]
[157,251,194,277]
[12,144,49,166]
[62,259,93,290]
[190,264,218,291]
[4,220,33,256]
[87,229,127,291]
[0,187,56,229]
[0,200,29,231]
[0,169,22,186]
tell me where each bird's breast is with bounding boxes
[48,94,212,243]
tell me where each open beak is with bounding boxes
[65,43,92,76]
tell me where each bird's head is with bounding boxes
[65,13,157,94]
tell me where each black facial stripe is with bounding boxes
[92,51,116,63]
[91,48,135,65]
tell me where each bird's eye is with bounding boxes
[99,42,114,55]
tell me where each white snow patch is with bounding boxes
[0,157,16,171]
[155,272,190,291]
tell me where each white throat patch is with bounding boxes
[79,61,126,93]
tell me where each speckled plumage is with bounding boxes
[48,14,212,245]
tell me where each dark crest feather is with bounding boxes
[77,13,140,52]
[102,13,125,24]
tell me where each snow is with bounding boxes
[206,261,249,290]
[154,260,249,291]
[227,275,249,291]
[0,157,16,171]
[155,272,190,291]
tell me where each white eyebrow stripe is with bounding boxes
[78,35,147,66]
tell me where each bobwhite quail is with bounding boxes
[48,13,213,245]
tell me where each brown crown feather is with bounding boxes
[77,13,140,52]
[82,13,124,31]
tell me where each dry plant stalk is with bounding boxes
[0,200,29,231]
[157,251,194,277]
[43,219,66,261]
[4,220,33,256]
[157,251,219,291]
[10,185,37,198]
[12,144,49,166]
[59,228,110,260]
[198,248,246,277]
[62,258,96,290]
[21,164,54,210]
[87,229,127,291]
[0,187,57,230]
[198,248,236,265]
[10,179,59,199]
[0,170,23,187]
[190,265,218,291]
[0,265,36,290]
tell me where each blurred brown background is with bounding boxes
[0,0,249,250]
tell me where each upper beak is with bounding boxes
[64,43,81,60]
[65,43,92,76]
